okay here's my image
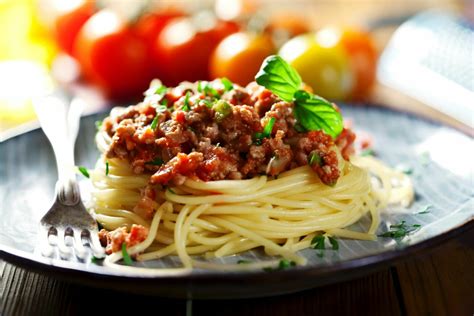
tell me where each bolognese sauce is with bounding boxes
[102,79,355,187]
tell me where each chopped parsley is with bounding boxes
[263,259,296,272]
[203,83,220,97]
[167,188,176,194]
[91,255,103,264]
[183,91,191,111]
[237,259,251,264]
[311,235,338,257]
[78,166,90,178]
[160,98,168,106]
[360,148,375,157]
[156,105,168,112]
[416,205,432,215]
[311,235,326,257]
[150,114,159,130]
[121,243,133,266]
[145,80,167,97]
[255,55,343,138]
[95,120,103,131]
[145,158,164,166]
[328,236,339,250]
[378,221,421,239]
[105,161,109,176]
[397,165,413,175]
[254,117,276,144]
[197,80,203,93]
[221,77,234,91]
[308,152,322,166]
[202,99,214,108]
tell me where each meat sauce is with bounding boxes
[103,79,355,187]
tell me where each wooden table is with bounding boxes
[1,224,472,316]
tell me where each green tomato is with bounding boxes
[279,33,354,101]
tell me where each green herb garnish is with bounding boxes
[308,151,322,166]
[145,158,164,166]
[150,114,159,130]
[121,243,133,266]
[212,100,232,122]
[263,259,296,272]
[310,235,339,257]
[203,83,219,98]
[416,205,432,215]
[95,120,103,131]
[197,81,203,93]
[397,165,413,175]
[255,55,343,138]
[145,80,167,97]
[156,105,168,112]
[221,77,234,91]
[378,221,421,239]
[237,260,251,264]
[202,99,214,108]
[78,166,90,178]
[160,98,168,106]
[105,161,109,176]
[328,236,339,250]
[91,255,103,264]
[360,148,375,157]
[254,117,276,143]
[311,235,326,257]
[167,188,176,194]
[183,92,191,111]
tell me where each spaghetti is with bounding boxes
[90,56,413,269]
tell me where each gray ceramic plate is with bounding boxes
[0,105,472,298]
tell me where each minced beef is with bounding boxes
[102,79,355,186]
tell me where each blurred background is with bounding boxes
[0,0,472,135]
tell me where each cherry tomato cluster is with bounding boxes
[52,1,377,101]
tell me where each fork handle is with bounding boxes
[34,96,85,205]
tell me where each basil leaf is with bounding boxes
[293,93,343,138]
[105,161,109,176]
[255,55,301,102]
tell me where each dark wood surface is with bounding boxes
[1,224,472,316]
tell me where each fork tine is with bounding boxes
[38,226,55,257]
[72,228,87,259]
[56,228,73,257]
[89,231,105,258]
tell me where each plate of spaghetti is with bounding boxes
[0,56,472,298]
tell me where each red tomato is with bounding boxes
[53,0,95,56]
[135,8,186,79]
[338,28,377,100]
[74,9,153,100]
[210,32,276,86]
[152,16,239,85]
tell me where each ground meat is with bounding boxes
[98,224,149,255]
[102,79,355,186]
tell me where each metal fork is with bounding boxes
[34,95,104,260]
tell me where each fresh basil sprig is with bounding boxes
[255,55,343,138]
